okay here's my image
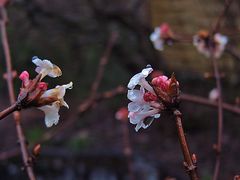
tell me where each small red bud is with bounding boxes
[37,82,48,91]
[32,144,41,157]
[192,154,197,163]
[19,71,29,81]
[160,23,170,34]
[143,92,157,102]
[115,107,128,121]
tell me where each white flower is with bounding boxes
[32,56,62,79]
[193,33,228,58]
[214,33,228,58]
[209,88,219,101]
[38,82,73,127]
[193,35,211,58]
[127,66,154,93]
[127,66,161,131]
[150,27,164,51]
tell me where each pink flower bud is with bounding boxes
[38,82,48,91]
[19,71,29,81]
[152,75,169,91]
[160,23,170,35]
[115,107,128,121]
[150,70,163,79]
[143,92,157,102]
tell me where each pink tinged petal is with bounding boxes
[128,112,142,124]
[38,103,60,127]
[129,108,160,131]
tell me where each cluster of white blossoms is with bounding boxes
[19,57,73,127]
[127,66,161,131]
[193,31,228,58]
[150,24,228,59]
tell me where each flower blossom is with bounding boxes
[127,66,162,131]
[18,57,73,127]
[38,82,73,127]
[127,66,180,132]
[209,88,219,101]
[32,56,62,79]
[150,23,173,51]
[193,31,228,58]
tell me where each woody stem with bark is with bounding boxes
[174,110,199,180]
[0,103,18,120]
[0,6,36,180]
[212,56,223,180]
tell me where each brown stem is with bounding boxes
[212,56,223,180]
[174,110,199,180]
[0,103,18,120]
[122,120,135,180]
[0,6,36,180]
[90,31,118,98]
[211,0,234,35]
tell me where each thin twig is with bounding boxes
[121,120,135,180]
[90,31,118,98]
[212,56,223,180]
[181,93,240,115]
[78,31,118,113]
[174,110,199,180]
[211,0,234,35]
[0,6,36,180]
[0,103,18,120]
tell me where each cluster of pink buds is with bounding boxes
[127,65,180,131]
[193,30,228,58]
[150,23,174,51]
[17,56,73,127]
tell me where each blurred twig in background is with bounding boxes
[0,4,36,180]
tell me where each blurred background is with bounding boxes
[0,0,240,179]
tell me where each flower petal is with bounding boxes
[127,67,153,89]
[127,89,144,102]
[128,102,142,112]
[32,57,62,79]
[38,102,60,127]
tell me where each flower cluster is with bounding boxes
[18,56,73,127]
[150,23,174,51]
[193,30,228,58]
[127,66,179,131]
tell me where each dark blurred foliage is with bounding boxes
[0,0,239,179]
